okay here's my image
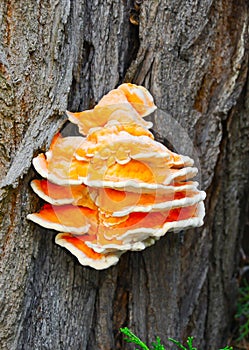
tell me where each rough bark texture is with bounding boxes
[0,1,249,349]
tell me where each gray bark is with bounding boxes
[0,1,249,349]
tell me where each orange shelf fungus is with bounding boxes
[27,83,206,270]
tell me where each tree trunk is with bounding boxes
[1,1,249,349]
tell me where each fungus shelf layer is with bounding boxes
[28,83,206,270]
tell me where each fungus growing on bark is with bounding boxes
[27,83,206,270]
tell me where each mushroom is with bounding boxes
[55,233,121,270]
[66,83,156,135]
[30,179,97,208]
[28,83,206,270]
[27,204,98,235]
[95,183,206,217]
[32,130,197,189]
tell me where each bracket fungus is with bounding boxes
[27,83,206,270]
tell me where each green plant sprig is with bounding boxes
[120,327,232,350]
[120,327,150,350]
[168,336,197,350]
[235,280,249,342]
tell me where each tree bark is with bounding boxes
[0,1,249,349]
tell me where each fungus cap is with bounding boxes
[28,83,206,269]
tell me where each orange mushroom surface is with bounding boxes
[28,83,206,269]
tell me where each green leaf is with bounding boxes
[235,280,249,342]
[151,336,165,350]
[168,337,187,350]
[120,327,150,350]
[186,337,197,350]
[121,328,233,350]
